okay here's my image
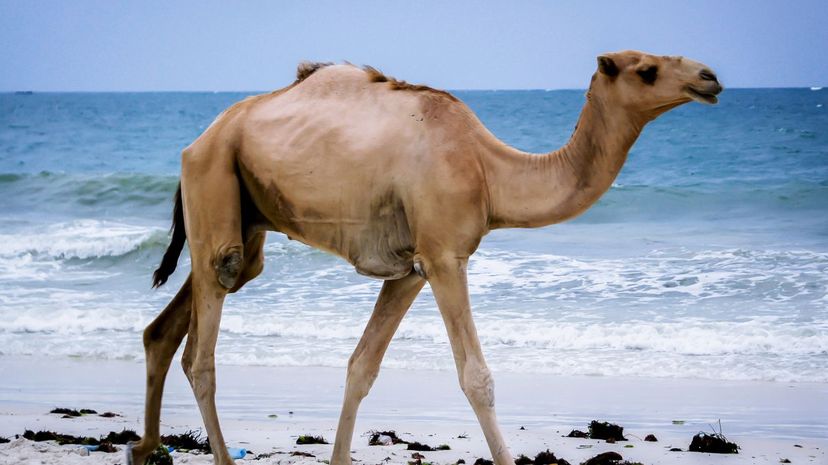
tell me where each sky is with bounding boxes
[1,0,827,91]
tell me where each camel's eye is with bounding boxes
[637,66,658,85]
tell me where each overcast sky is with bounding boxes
[2,0,827,91]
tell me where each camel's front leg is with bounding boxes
[428,257,514,465]
[331,272,425,465]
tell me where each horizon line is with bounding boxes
[2,86,822,94]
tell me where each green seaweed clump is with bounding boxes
[161,430,211,452]
[296,435,329,445]
[146,444,173,465]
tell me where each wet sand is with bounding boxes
[1,357,826,464]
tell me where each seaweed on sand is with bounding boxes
[688,432,739,454]
[533,449,571,465]
[103,429,141,444]
[688,421,739,454]
[406,441,435,451]
[160,430,211,452]
[146,445,174,465]
[96,441,118,453]
[582,451,623,465]
[588,421,627,441]
[0,437,10,444]
[22,430,100,445]
[49,407,81,417]
[21,429,135,453]
[368,430,409,446]
[514,455,533,465]
[296,434,329,445]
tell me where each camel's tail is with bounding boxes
[152,183,186,288]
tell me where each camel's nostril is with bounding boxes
[699,70,718,82]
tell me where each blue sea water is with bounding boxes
[0,89,826,382]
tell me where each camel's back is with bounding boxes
[233,64,488,279]
[245,64,467,154]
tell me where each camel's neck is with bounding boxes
[484,91,647,229]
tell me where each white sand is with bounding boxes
[1,357,826,464]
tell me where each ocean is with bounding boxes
[1,89,826,383]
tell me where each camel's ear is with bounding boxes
[597,55,619,78]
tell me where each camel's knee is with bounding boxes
[181,343,195,384]
[213,245,243,289]
[142,320,179,360]
[460,361,495,409]
[229,253,263,293]
[345,352,381,400]
[142,320,163,351]
[189,362,217,401]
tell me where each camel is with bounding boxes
[127,50,722,465]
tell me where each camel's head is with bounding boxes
[591,50,723,118]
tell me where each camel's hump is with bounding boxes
[294,61,457,102]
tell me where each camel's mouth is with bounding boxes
[685,86,720,105]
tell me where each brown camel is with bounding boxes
[128,50,722,465]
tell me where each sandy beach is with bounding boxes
[1,357,825,464]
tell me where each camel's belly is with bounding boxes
[251,176,416,280]
[282,214,415,280]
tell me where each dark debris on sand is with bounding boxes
[103,429,141,445]
[582,451,644,465]
[407,441,435,451]
[566,430,589,438]
[533,449,571,465]
[582,451,623,465]
[368,430,409,446]
[146,445,173,465]
[290,451,316,458]
[296,434,329,445]
[688,432,739,454]
[49,407,82,417]
[473,459,493,465]
[508,450,573,465]
[98,411,120,418]
[588,421,626,442]
[49,407,99,417]
[20,428,141,454]
[97,442,118,453]
[0,437,10,444]
[160,430,211,452]
[23,430,99,445]
[644,434,658,442]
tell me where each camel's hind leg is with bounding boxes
[128,276,193,465]
[178,154,245,465]
[331,272,425,465]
